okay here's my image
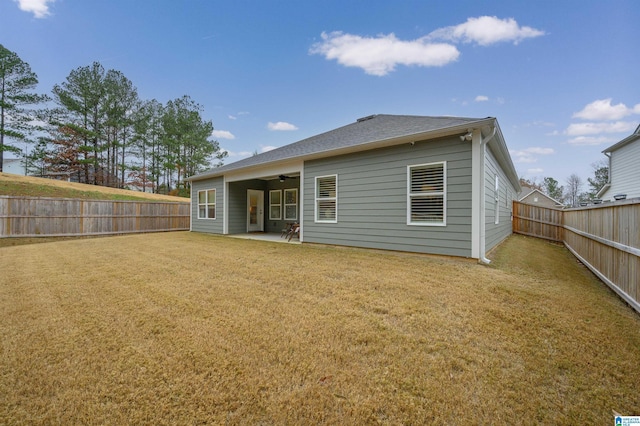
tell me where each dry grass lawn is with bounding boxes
[0,172,185,202]
[1,232,639,424]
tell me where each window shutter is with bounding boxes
[411,165,444,193]
[408,162,445,225]
[315,175,337,222]
[317,176,336,198]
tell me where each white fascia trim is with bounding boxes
[222,160,303,183]
[223,176,229,234]
[299,166,304,242]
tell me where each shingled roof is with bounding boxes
[189,114,493,181]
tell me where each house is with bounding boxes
[187,114,521,262]
[2,158,24,175]
[597,125,640,201]
[518,187,564,208]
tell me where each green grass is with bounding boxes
[1,232,639,424]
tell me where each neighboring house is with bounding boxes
[597,125,640,201]
[518,187,564,208]
[2,158,24,175]
[187,114,521,262]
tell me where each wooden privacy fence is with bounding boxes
[0,196,190,238]
[513,200,640,314]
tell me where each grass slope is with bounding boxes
[1,233,638,424]
[0,172,186,202]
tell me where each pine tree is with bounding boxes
[0,44,48,172]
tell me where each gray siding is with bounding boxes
[191,177,224,234]
[228,180,266,234]
[484,146,516,251]
[602,139,640,200]
[302,136,474,257]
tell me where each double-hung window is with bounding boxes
[269,190,282,220]
[407,162,446,226]
[284,188,298,220]
[198,189,216,219]
[315,175,337,223]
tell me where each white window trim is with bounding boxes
[315,174,338,223]
[407,161,447,227]
[197,189,216,220]
[284,188,298,221]
[269,189,282,220]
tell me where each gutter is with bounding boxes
[478,125,497,265]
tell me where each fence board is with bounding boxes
[513,200,640,314]
[0,196,189,238]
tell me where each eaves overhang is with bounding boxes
[187,117,497,182]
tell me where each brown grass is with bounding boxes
[0,172,185,202]
[1,233,639,424]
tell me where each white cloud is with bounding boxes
[525,147,554,155]
[428,16,545,46]
[267,121,298,131]
[526,168,544,175]
[211,130,235,140]
[13,0,54,18]
[309,31,460,76]
[228,112,249,120]
[565,121,637,136]
[310,17,543,76]
[572,98,640,121]
[567,136,617,146]
[475,95,489,102]
[260,145,277,153]
[510,147,554,163]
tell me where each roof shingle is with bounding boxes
[190,114,490,180]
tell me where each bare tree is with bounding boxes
[565,173,583,207]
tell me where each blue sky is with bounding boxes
[2,0,639,187]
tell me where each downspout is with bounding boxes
[478,125,497,265]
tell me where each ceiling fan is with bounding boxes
[278,175,296,182]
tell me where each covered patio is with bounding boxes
[228,232,301,244]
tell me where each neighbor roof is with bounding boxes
[518,187,564,206]
[189,114,493,181]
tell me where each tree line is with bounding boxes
[519,160,608,207]
[0,44,226,195]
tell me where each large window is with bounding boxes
[269,190,282,220]
[407,162,446,226]
[198,189,216,219]
[284,188,298,221]
[315,175,337,223]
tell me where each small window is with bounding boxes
[198,189,216,219]
[315,175,337,223]
[407,162,446,226]
[284,188,298,220]
[269,190,282,220]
